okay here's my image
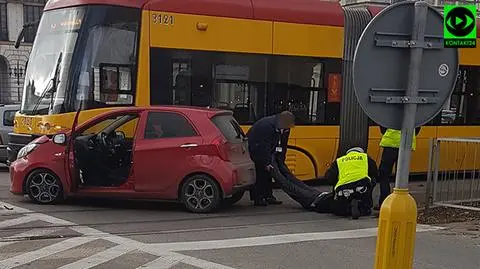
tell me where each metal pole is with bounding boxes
[394,1,428,190]
[374,4,428,269]
[432,139,440,203]
[425,138,434,209]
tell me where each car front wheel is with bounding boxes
[181,174,221,213]
[26,169,63,204]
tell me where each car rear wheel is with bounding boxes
[181,174,221,213]
[26,169,63,204]
[223,190,245,206]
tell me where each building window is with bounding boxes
[25,0,48,3]
[23,2,46,43]
[0,3,7,41]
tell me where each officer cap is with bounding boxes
[346,147,364,154]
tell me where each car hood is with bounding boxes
[31,135,50,144]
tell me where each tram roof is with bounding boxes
[44,0,345,26]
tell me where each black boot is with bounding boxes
[351,199,360,220]
[310,192,330,207]
[265,196,282,205]
[254,198,268,206]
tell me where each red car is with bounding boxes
[10,106,255,213]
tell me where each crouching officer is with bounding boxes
[325,147,378,219]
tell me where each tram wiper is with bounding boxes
[15,21,40,49]
[30,52,63,115]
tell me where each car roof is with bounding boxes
[72,105,234,133]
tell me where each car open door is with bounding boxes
[65,104,82,192]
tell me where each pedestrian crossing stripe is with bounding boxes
[0,201,444,269]
[0,202,236,269]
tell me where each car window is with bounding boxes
[144,112,197,139]
[80,114,138,138]
[3,110,16,127]
[81,115,124,136]
[211,114,245,142]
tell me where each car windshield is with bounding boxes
[20,5,140,115]
[20,8,84,115]
[72,6,140,111]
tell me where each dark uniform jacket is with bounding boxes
[246,115,290,167]
[325,155,379,188]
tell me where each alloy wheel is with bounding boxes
[27,170,62,204]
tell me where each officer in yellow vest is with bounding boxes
[269,147,378,219]
[377,126,421,209]
[324,147,379,219]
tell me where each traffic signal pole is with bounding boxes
[374,1,428,269]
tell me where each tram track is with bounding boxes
[0,216,343,243]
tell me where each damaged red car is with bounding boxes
[10,106,255,213]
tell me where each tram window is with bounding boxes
[438,66,480,126]
[150,48,267,124]
[98,64,134,105]
[73,7,140,110]
[269,56,338,125]
[211,53,267,124]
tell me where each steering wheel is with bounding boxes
[100,132,114,150]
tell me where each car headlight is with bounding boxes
[17,144,38,160]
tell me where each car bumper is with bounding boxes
[230,184,251,195]
[0,145,7,164]
[232,161,256,190]
[9,158,29,195]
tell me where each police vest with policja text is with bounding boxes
[335,152,370,191]
[379,129,416,151]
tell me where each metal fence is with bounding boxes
[425,137,480,211]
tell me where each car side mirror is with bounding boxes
[53,133,67,145]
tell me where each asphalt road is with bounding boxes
[0,167,479,269]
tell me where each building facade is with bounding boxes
[0,0,46,104]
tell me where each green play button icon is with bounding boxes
[455,16,463,26]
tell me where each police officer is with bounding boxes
[269,147,377,219]
[324,147,378,219]
[247,111,295,206]
[377,127,421,209]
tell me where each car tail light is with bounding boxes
[212,136,230,161]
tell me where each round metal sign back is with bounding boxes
[353,1,459,130]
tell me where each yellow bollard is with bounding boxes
[374,188,417,269]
